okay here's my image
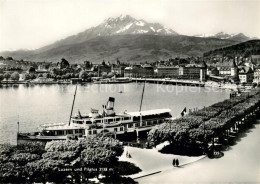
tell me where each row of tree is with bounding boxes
[147,89,260,155]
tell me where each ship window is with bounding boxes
[114,128,117,132]
[108,118,114,123]
[128,124,133,128]
[67,130,73,134]
[75,129,79,133]
[57,130,63,135]
[89,131,92,135]
[93,130,97,134]
[120,127,124,131]
[96,120,101,123]
[116,118,120,121]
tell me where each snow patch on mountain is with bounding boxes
[116,23,133,33]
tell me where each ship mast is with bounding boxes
[139,80,146,128]
[69,85,77,126]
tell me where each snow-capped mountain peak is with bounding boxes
[194,32,256,42]
[100,15,178,36]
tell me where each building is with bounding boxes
[123,64,154,78]
[253,67,260,84]
[251,55,260,65]
[124,67,133,78]
[178,61,207,81]
[217,59,238,77]
[238,66,254,83]
[111,65,125,77]
[156,66,179,78]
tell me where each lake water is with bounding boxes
[0,83,230,144]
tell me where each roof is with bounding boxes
[251,55,260,59]
[239,66,253,74]
[126,109,171,117]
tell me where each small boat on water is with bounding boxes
[18,84,171,141]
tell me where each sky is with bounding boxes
[0,0,259,51]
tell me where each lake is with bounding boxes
[0,83,230,144]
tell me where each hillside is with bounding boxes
[1,35,238,63]
[203,40,260,58]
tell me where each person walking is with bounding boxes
[176,159,179,167]
[172,158,176,167]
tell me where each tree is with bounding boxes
[20,73,31,80]
[3,73,11,80]
[79,71,88,79]
[10,72,20,81]
[28,67,36,73]
[6,57,13,60]
[29,73,36,80]
[42,73,50,78]
[0,74,4,81]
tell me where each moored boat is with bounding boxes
[18,86,171,141]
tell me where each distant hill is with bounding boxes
[1,35,238,63]
[203,40,260,58]
[0,15,240,63]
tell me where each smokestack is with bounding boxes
[107,97,115,110]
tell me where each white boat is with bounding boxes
[18,86,171,141]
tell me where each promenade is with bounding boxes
[137,121,260,183]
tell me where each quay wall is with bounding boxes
[132,78,205,87]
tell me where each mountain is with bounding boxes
[194,32,256,42]
[204,40,260,58]
[38,15,178,52]
[1,15,239,63]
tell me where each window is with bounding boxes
[93,130,97,134]
[88,131,92,135]
[128,124,133,128]
[120,127,124,131]
[114,128,117,132]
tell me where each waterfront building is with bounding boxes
[238,66,254,83]
[124,66,133,78]
[178,61,207,81]
[157,66,179,78]
[124,64,154,78]
[111,65,125,77]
